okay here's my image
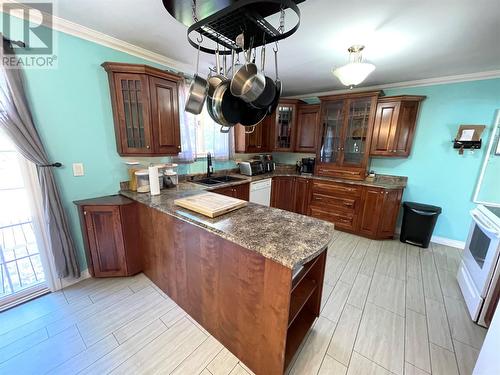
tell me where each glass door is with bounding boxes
[0,131,48,309]
[342,97,372,167]
[319,100,344,164]
[274,104,296,151]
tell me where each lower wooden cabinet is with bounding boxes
[293,177,311,215]
[358,187,403,239]
[272,177,403,239]
[271,176,311,215]
[271,176,296,211]
[74,195,141,277]
[212,183,250,201]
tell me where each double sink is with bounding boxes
[194,175,247,186]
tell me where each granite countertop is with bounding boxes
[246,172,408,189]
[120,182,336,270]
[180,170,407,190]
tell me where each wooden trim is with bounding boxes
[318,90,382,101]
[101,62,183,82]
[378,95,426,103]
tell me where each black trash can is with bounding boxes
[400,202,442,248]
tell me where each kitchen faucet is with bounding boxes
[207,152,214,178]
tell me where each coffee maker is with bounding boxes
[300,157,315,174]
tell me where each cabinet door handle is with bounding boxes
[146,145,151,149]
[83,211,87,215]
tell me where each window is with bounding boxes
[178,81,233,162]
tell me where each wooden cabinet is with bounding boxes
[272,100,299,152]
[234,117,272,153]
[370,96,425,157]
[316,91,380,180]
[293,177,311,215]
[309,180,362,232]
[102,62,182,156]
[359,187,403,239]
[267,176,403,240]
[74,195,141,277]
[271,176,296,211]
[295,105,320,152]
[212,183,250,201]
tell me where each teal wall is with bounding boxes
[4,15,500,271]
[371,80,500,242]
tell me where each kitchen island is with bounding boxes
[120,184,335,375]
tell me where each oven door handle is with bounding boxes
[470,211,500,238]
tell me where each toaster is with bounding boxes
[239,161,265,176]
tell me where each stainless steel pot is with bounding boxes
[207,49,227,98]
[251,46,277,109]
[185,42,208,115]
[230,48,265,103]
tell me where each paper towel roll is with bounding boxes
[148,166,160,196]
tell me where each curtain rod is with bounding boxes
[2,36,27,48]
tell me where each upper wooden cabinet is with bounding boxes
[315,91,380,180]
[272,100,299,152]
[102,62,183,156]
[295,104,320,152]
[370,95,425,157]
[234,116,272,153]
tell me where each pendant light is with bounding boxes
[332,45,375,88]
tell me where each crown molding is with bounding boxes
[286,69,500,99]
[0,0,194,73]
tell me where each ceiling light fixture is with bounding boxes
[332,45,375,88]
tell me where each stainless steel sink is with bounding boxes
[211,176,246,183]
[194,175,247,186]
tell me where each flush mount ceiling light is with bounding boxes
[332,45,375,88]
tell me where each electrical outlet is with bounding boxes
[72,163,84,177]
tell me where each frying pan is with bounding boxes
[212,80,244,128]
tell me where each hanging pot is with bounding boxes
[207,48,227,98]
[185,42,208,115]
[230,48,266,103]
[251,46,277,109]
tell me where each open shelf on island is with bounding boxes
[288,278,317,327]
[284,305,316,369]
[284,250,327,372]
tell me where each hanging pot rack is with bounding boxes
[163,0,302,55]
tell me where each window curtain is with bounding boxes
[0,39,79,278]
[177,79,233,162]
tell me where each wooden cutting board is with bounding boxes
[174,192,248,218]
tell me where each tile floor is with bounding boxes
[0,232,487,375]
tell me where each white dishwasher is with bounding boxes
[249,178,272,206]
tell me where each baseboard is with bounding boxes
[394,227,465,250]
[56,268,91,290]
[429,236,466,250]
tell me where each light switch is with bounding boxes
[72,163,84,177]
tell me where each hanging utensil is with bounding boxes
[230,38,266,103]
[185,38,208,115]
[207,45,227,98]
[267,43,282,115]
[251,44,277,109]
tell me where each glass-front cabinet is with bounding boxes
[316,92,380,180]
[273,101,298,152]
